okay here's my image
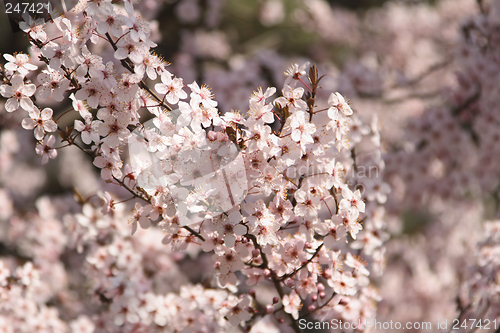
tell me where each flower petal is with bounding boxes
[21,118,36,130]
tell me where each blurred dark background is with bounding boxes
[0,0,437,58]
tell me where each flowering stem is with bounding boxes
[322,198,333,216]
[183,225,205,241]
[104,33,173,112]
[92,32,111,42]
[54,144,71,149]
[272,110,282,121]
[31,27,206,242]
[329,187,339,215]
[115,30,130,44]
[42,35,63,47]
[281,244,323,281]
[55,108,75,122]
[279,225,299,230]
[28,36,81,91]
[113,197,136,205]
[58,127,206,242]
[246,233,302,333]
[312,107,328,114]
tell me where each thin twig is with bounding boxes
[389,60,450,89]
[281,244,323,281]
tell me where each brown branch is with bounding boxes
[389,60,450,89]
[245,233,302,333]
[281,244,323,281]
[383,90,441,104]
[28,35,81,92]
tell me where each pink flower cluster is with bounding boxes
[0,0,388,332]
[4,0,500,332]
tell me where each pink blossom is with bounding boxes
[339,185,365,219]
[93,154,123,181]
[155,72,187,105]
[284,62,310,87]
[3,53,37,76]
[290,111,316,147]
[35,135,57,164]
[0,75,36,112]
[275,84,308,111]
[327,92,353,119]
[22,108,58,140]
[282,290,301,319]
[37,69,71,102]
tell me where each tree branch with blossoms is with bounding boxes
[0,2,389,332]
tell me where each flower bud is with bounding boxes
[266,305,274,314]
[317,283,325,292]
[322,269,332,279]
[308,304,316,312]
[279,318,285,324]
[207,131,218,141]
[319,292,326,299]
[312,295,318,302]
[272,297,279,304]
[252,249,260,258]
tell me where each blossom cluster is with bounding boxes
[0,0,389,332]
[4,0,500,332]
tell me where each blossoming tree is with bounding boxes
[4,0,500,332]
[0,0,388,332]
